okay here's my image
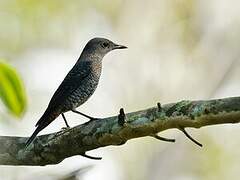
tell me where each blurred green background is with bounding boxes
[1,0,240,179]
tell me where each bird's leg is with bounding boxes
[72,109,99,121]
[61,113,70,128]
[62,114,70,128]
[54,114,71,138]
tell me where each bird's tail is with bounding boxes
[25,110,58,148]
[25,125,45,148]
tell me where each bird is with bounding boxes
[25,37,127,147]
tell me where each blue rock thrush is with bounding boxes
[26,37,127,147]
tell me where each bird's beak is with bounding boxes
[113,44,128,49]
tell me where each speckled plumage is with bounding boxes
[26,37,127,147]
[61,61,102,111]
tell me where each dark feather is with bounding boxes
[26,61,93,147]
[47,60,92,111]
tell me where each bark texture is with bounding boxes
[1,96,240,166]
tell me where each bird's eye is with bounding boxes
[101,42,109,48]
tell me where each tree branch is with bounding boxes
[1,96,240,166]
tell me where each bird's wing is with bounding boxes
[47,60,92,110]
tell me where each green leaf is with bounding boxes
[0,61,27,118]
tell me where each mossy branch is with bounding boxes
[1,96,240,166]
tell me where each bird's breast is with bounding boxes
[91,61,102,77]
[70,75,99,108]
[67,63,102,109]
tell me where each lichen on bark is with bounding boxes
[1,96,240,166]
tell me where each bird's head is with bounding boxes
[82,38,127,59]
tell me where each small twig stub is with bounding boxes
[118,108,126,126]
[179,127,203,147]
[157,102,162,112]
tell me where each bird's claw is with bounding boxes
[61,127,70,132]
[54,127,70,138]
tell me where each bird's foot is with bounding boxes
[84,117,101,125]
[54,127,70,138]
[61,126,70,131]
